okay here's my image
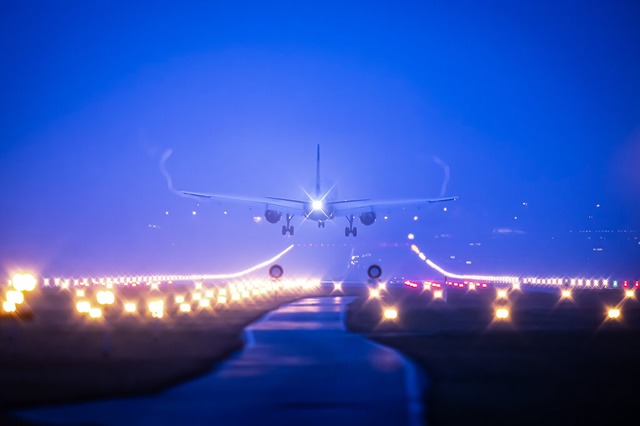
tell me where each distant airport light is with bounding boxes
[76,300,91,313]
[5,290,24,305]
[199,299,210,308]
[148,300,164,319]
[625,290,635,299]
[407,233,415,240]
[193,293,202,301]
[496,289,508,299]
[89,307,102,319]
[561,289,572,299]
[383,308,398,320]
[76,289,85,297]
[96,290,115,305]
[217,295,227,304]
[195,281,203,290]
[495,308,510,320]
[413,216,419,221]
[333,282,343,292]
[175,295,185,304]
[607,308,621,320]
[2,301,16,313]
[124,302,136,313]
[369,288,381,299]
[433,289,444,299]
[468,283,476,291]
[205,290,214,298]
[12,273,37,292]
[179,303,191,313]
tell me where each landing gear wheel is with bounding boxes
[352,227,357,237]
[282,225,287,235]
[345,227,350,237]
[289,226,294,236]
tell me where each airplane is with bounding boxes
[175,145,458,237]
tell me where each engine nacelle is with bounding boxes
[359,212,376,226]
[265,209,282,224]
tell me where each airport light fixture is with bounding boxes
[625,290,635,299]
[2,301,16,313]
[179,303,191,312]
[96,290,115,305]
[89,307,103,319]
[11,273,37,292]
[199,299,210,308]
[496,289,508,299]
[124,302,137,313]
[383,307,398,320]
[433,289,444,299]
[607,308,621,319]
[175,295,185,304]
[5,290,24,305]
[561,289,572,299]
[369,288,381,299]
[495,308,510,320]
[76,300,91,314]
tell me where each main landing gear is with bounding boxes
[345,215,358,237]
[281,214,294,236]
[318,221,325,228]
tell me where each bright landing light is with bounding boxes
[607,308,621,319]
[312,200,323,211]
[495,308,510,319]
[383,308,398,320]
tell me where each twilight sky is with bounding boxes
[1,1,639,279]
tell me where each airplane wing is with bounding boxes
[181,191,307,215]
[332,196,458,215]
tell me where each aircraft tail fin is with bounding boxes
[315,144,321,198]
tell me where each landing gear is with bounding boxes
[318,221,325,228]
[282,214,294,236]
[344,215,357,237]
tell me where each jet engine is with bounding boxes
[265,209,282,224]
[359,212,376,226]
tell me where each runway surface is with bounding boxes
[16,296,423,426]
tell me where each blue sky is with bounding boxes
[1,1,639,278]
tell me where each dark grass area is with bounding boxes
[346,285,640,425]
[0,285,327,424]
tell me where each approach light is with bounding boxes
[625,290,635,299]
[89,307,102,319]
[607,308,621,319]
[561,289,572,299]
[497,289,508,299]
[76,300,91,313]
[5,290,24,305]
[383,308,398,320]
[312,200,323,211]
[175,295,185,304]
[369,288,381,299]
[179,303,191,312]
[2,301,16,313]
[12,273,37,292]
[433,289,444,299]
[199,299,210,308]
[124,302,136,313]
[96,290,115,305]
[495,308,510,320]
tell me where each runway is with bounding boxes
[16,297,423,426]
